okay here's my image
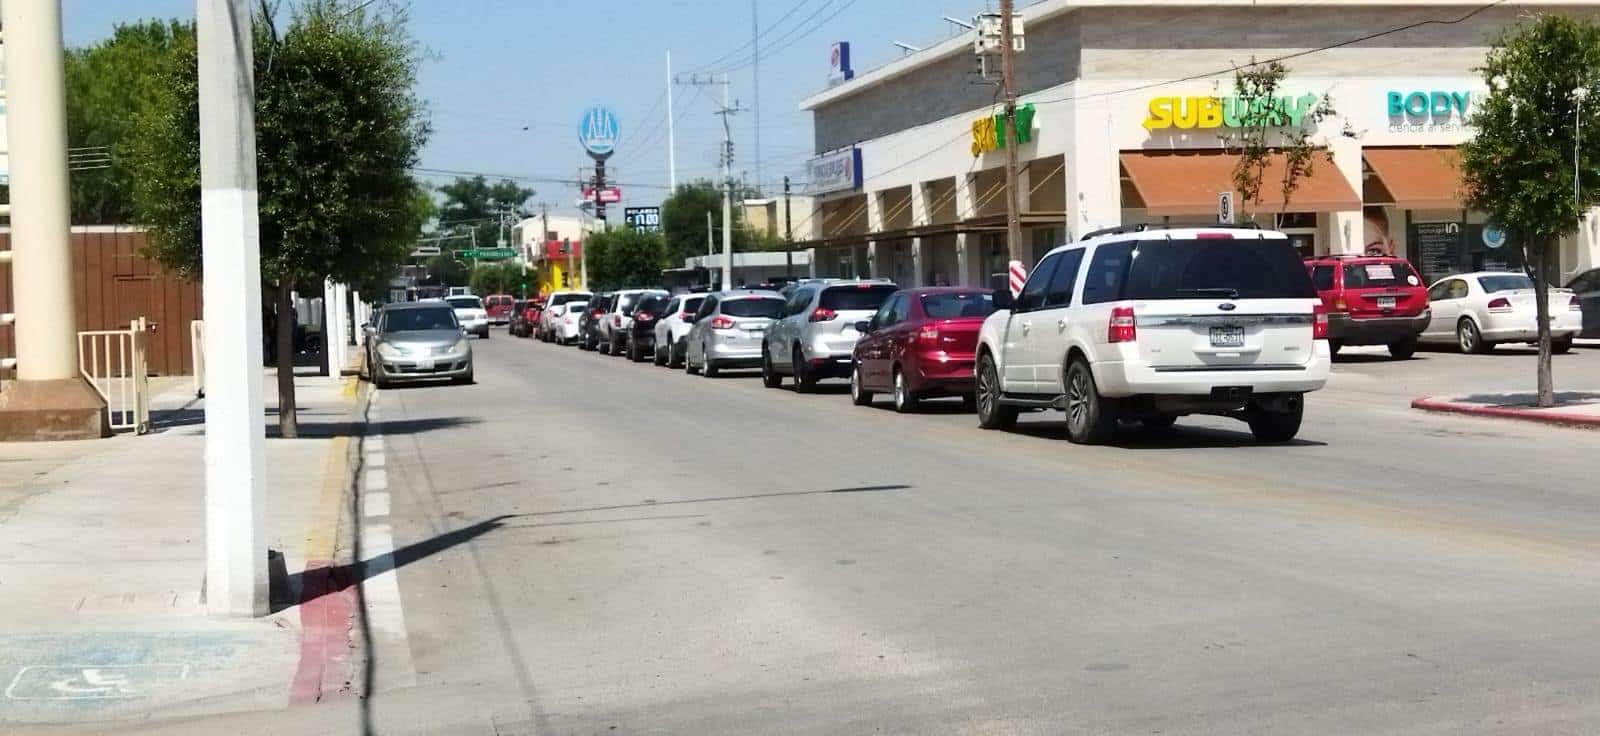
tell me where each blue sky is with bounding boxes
[64,1,975,217]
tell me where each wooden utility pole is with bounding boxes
[784,176,794,279]
[999,0,1024,266]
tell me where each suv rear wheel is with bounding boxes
[975,353,1017,430]
[1247,400,1304,444]
[1553,336,1574,354]
[1388,337,1417,360]
[791,349,817,393]
[1064,358,1117,445]
[761,345,783,388]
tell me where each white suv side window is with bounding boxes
[1014,254,1060,312]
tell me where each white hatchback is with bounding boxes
[975,225,1330,444]
[1419,272,1581,353]
[538,290,593,343]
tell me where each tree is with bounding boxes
[585,228,667,290]
[128,1,430,437]
[437,175,535,253]
[1222,59,1337,225]
[1460,15,1600,407]
[65,20,193,224]
[424,253,469,288]
[467,262,528,296]
[659,180,762,266]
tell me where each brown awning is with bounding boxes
[1120,150,1361,216]
[1363,147,1463,210]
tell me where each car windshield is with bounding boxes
[722,297,786,318]
[1343,262,1417,289]
[1478,274,1534,293]
[921,291,995,318]
[1103,238,1316,301]
[820,284,897,311]
[445,297,483,309]
[383,308,456,333]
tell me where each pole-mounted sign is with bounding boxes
[1217,190,1234,224]
[578,106,620,158]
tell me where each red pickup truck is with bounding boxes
[484,294,515,326]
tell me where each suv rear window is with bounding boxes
[722,297,786,318]
[445,297,483,309]
[1084,239,1315,303]
[549,293,591,306]
[921,291,995,319]
[1343,261,1418,289]
[819,284,897,311]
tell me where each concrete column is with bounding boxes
[910,183,930,286]
[198,0,269,617]
[1063,99,1121,241]
[0,0,108,441]
[806,248,818,278]
[1328,132,1364,256]
[866,191,885,279]
[954,175,976,286]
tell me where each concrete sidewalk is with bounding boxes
[1412,390,1600,428]
[0,372,365,729]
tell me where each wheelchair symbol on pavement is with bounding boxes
[5,665,189,700]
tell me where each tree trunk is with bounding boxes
[1531,238,1555,408]
[276,281,299,438]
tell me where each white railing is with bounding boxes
[78,317,150,434]
[191,319,205,398]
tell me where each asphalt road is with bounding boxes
[257,336,1600,733]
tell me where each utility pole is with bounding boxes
[197,0,269,617]
[784,176,794,280]
[666,51,677,193]
[751,0,762,195]
[676,73,741,290]
[999,0,1025,267]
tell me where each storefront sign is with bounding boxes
[1482,225,1507,249]
[1142,94,1319,131]
[828,42,854,86]
[971,104,1036,155]
[624,206,661,232]
[1387,90,1472,133]
[807,147,862,194]
[578,105,620,157]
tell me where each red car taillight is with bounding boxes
[635,312,653,322]
[1312,303,1329,340]
[1107,306,1136,343]
[1570,295,1582,312]
[1487,297,1512,312]
[808,307,837,323]
[590,308,603,318]
[918,324,940,345]
[710,315,737,330]
[1332,296,1348,312]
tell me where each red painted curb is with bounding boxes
[290,560,356,705]
[1411,396,1600,428]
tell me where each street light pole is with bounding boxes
[197,0,269,617]
[999,0,1025,270]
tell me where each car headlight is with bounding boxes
[452,338,469,354]
[376,342,402,359]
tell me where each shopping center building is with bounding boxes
[797,0,1600,288]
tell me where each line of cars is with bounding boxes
[511,224,1595,444]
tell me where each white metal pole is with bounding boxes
[666,51,677,193]
[198,0,269,617]
[4,0,77,381]
[751,0,761,195]
[720,79,733,291]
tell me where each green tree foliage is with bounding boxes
[64,20,193,224]
[659,180,764,265]
[127,1,430,436]
[436,175,535,253]
[585,228,667,290]
[1222,59,1336,223]
[424,253,469,288]
[467,261,529,296]
[1460,15,1600,407]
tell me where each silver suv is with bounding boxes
[761,280,898,391]
[685,290,787,377]
[598,288,668,355]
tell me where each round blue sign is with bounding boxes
[578,106,620,157]
[1482,226,1507,250]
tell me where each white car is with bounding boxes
[975,225,1330,444]
[652,293,706,367]
[445,295,490,338]
[538,290,592,344]
[1420,271,1581,353]
[598,288,668,356]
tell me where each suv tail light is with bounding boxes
[1570,295,1582,312]
[1487,296,1513,312]
[635,312,653,322]
[1332,296,1347,312]
[1107,306,1137,343]
[710,315,737,330]
[808,307,837,323]
[612,314,623,327]
[1312,303,1329,340]
[918,324,940,345]
[590,308,604,318]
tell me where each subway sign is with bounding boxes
[1143,94,1320,131]
[971,104,1036,155]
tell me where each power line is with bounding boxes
[410,167,674,191]
[709,0,860,75]
[685,0,815,74]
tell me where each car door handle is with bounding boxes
[1021,321,1031,335]
[1057,318,1067,331]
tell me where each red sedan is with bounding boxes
[849,287,997,412]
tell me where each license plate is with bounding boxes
[414,358,434,370]
[1377,297,1396,310]
[744,324,765,332]
[1209,326,1245,348]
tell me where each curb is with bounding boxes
[1411,396,1600,428]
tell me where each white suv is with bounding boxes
[538,290,592,343]
[975,225,1330,444]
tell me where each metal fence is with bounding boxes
[78,318,150,434]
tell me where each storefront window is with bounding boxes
[1407,220,1522,285]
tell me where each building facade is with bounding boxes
[798,0,1600,289]
[512,214,588,295]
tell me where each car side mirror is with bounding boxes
[992,288,1014,310]
[854,320,871,333]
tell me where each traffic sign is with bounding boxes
[578,106,620,157]
[458,248,516,260]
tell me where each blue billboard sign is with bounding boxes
[578,106,620,157]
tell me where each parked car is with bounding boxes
[366,300,473,388]
[625,293,673,362]
[761,280,899,391]
[652,293,706,367]
[1304,255,1430,358]
[537,290,593,343]
[508,299,539,337]
[685,290,787,377]
[484,294,515,325]
[850,287,997,412]
[578,293,614,351]
[445,295,490,338]
[1420,271,1582,353]
[975,225,1329,444]
[1565,267,1600,338]
[599,288,669,356]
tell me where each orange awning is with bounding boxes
[1363,147,1463,210]
[1120,150,1361,216]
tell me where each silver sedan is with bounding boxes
[367,300,475,388]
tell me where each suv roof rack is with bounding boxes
[1078,221,1263,242]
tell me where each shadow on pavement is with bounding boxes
[1006,420,1326,449]
[285,416,480,438]
[1451,390,1600,408]
[1332,353,1423,364]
